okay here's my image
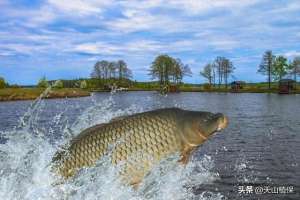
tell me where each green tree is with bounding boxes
[37,77,49,88]
[180,61,192,81]
[211,63,217,87]
[116,60,132,80]
[0,77,7,89]
[258,50,275,89]
[289,56,300,82]
[116,60,126,80]
[149,55,191,92]
[172,58,192,84]
[272,55,288,81]
[214,56,225,88]
[91,60,110,80]
[91,61,103,79]
[213,57,234,88]
[200,63,213,85]
[223,58,235,88]
[108,61,116,79]
[149,54,174,90]
[91,60,132,85]
[53,80,64,89]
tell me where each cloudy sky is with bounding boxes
[0,0,300,85]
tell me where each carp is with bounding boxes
[52,108,228,186]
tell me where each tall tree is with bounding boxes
[213,56,234,88]
[149,55,191,92]
[258,50,275,89]
[102,60,110,80]
[223,58,234,88]
[289,56,300,82]
[124,67,133,79]
[272,55,288,81]
[116,60,127,80]
[91,61,102,79]
[149,55,173,89]
[172,59,182,84]
[116,60,132,80]
[200,63,213,85]
[108,61,116,79]
[211,62,217,87]
[91,60,132,85]
[172,58,192,84]
[181,63,192,80]
[214,56,225,88]
[91,60,110,80]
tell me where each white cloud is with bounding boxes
[73,42,119,55]
[32,6,57,24]
[107,12,156,33]
[0,43,46,56]
[0,51,15,57]
[72,40,164,55]
[47,0,111,16]
[105,7,184,34]
[1,0,300,84]
[209,37,239,51]
[124,40,163,52]
[167,0,258,14]
[283,51,300,58]
[119,0,260,15]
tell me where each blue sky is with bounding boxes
[0,0,300,85]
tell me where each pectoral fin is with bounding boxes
[179,146,195,165]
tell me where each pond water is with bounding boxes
[0,91,299,200]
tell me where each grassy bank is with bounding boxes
[178,87,281,93]
[0,88,90,101]
[178,82,300,93]
[1,83,299,102]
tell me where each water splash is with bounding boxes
[0,91,223,200]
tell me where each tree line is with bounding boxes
[1,51,300,91]
[200,56,235,88]
[258,50,300,89]
[89,55,193,92]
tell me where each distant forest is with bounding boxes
[0,51,300,92]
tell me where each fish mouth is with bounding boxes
[217,115,228,131]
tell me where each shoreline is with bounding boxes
[0,87,299,102]
[0,88,90,102]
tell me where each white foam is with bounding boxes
[0,91,224,200]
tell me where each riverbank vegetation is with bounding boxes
[199,52,300,92]
[0,88,90,101]
[1,51,300,101]
[0,80,299,102]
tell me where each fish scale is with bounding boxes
[53,110,181,181]
[52,108,228,186]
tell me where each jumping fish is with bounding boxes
[52,108,228,186]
